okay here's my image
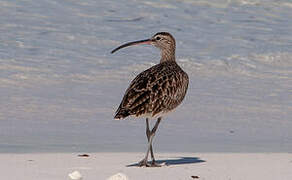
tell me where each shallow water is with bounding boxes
[0,0,292,153]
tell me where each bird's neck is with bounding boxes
[160,49,175,63]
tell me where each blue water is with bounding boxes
[0,0,292,153]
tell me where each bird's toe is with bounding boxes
[150,160,162,167]
[138,159,151,167]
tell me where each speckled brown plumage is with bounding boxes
[114,60,188,119]
[111,32,189,167]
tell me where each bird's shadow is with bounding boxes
[127,156,205,167]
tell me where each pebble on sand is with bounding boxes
[68,171,82,180]
[107,173,129,180]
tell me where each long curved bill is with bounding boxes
[111,39,152,54]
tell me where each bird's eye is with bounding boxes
[155,36,161,41]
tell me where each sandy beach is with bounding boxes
[2,152,291,180]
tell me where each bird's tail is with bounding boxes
[114,108,130,120]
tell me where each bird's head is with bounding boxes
[111,32,176,55]
[150,32,176,51]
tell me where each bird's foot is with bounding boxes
[138,159,151,167]
[150,160,161,167]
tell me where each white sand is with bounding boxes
[1,152,291,180]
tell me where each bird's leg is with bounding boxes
[149,117,162,167]
[138,118,151,167]
[146,118,155,162]
[138,117,162,167]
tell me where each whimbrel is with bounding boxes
[111,32,189,167]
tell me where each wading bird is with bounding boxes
[111,32,189,167]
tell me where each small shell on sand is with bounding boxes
[68,171,83,180]
[107,173,128,180]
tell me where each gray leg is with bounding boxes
[146,118,155,161]
[138,117,162,167]
[138,118,151,167]
[149,117,162,167]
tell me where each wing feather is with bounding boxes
[114,61,188,119]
